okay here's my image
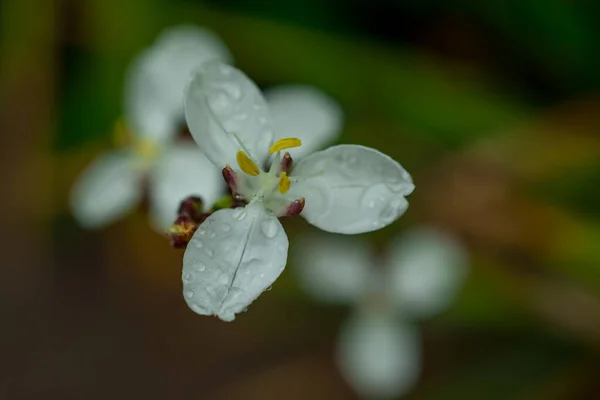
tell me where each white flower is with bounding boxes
[181,60,415,321]
[293,227,468,399]
[70,25,230,230]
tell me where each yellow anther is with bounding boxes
[278,172,291,194]
[112,117,131,148]
[269,138,302,154]
[134,139,160,161]
[236,151,260,176]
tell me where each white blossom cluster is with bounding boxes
[71,25,417,324]
[293,227,468,398]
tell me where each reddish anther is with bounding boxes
[222,165,239,195]
[168,215,198,249]
[177,196,204,222]
[279,197,305,217]
[279,152,293,173]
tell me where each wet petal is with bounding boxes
[70,150,142,229]
[125,25,232,142]
[337,310,420,399]
[265,85,343,160]
[184,61,274,169]
[290,145,414,234]
[148,141,223,231]
[182,204,288,321]
[387,227,468,318]
[292,232,372,304]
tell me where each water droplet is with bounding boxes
[185,291,194,299]
[205,248,214,257]
[209,92,230,111]
[266,286,273,291]
[260,273,265,278]
[220,82,242,100]
[194,240,204,249]
[219,275,229,285]
[386,179,411,194]
[378,198,407,225]
[198,228,206,235]
[183,272,194,282]
[221,224,231,232]
[190,303,210,314]
[260,219,279,238]
[234,112,248,121]
[232,208,247,220]
[219,64,232,75]
[258,117,267,125]
[359,183,389,211]
[195,263,206,272]
[207,231,216,239]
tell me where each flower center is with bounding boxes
[234,137,302,203]
[112,117,161,168]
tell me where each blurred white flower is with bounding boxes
[292,227,468,399]
[70,25,230,230]
[181,61,414,321]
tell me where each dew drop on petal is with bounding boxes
[219,275,229,285]
[205,248,214,257]
[195,263,206,272]
[190,303,209,314]
[219,64,233,75]
[232,208,247,221]
[185,291,194,299]
[378,198,406,225]
[260,219,279,239]
[359,183,389,211]
[183,272,194,282]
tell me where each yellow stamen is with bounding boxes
[236,151,260,176]
[134,139,160,161]
[269,137,302,154]
[278,172,291,194]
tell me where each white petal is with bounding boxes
[70,150,142,229]
[182,204,288,321]
[125,25,232,142]
[388,227,468,318]
[337,310,420,399]
[291,232,371,304]
[265,85,343,160]
[148,141,223,231]
[184,61,274,168]
[290,145,414,234]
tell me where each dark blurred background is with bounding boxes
[3,0,600,398]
